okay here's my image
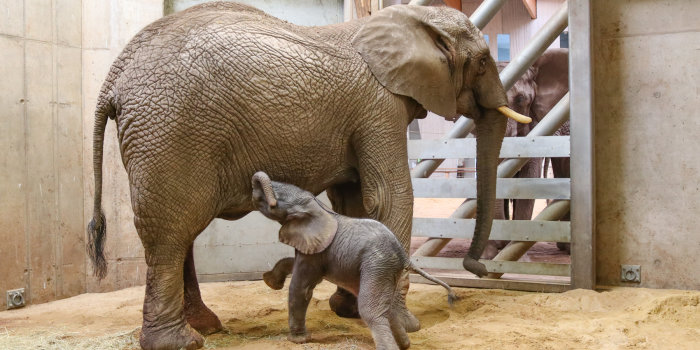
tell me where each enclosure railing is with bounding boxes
[405,0,574,292]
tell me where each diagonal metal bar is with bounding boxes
[408,0,433,5]
[410,0,569,180]
[486,200,571,279]
[413,94,571,257]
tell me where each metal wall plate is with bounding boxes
[6,288,25,309]
[621,265,641,283]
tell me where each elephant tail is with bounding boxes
[87,97,115,280]
[409,263,457,306]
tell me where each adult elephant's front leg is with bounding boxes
[325,133,415,318]
[183,244,223,335]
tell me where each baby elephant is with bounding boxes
[251,172,456,350]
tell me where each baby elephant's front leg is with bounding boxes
[263,257,295,290]
[287,261,323,344]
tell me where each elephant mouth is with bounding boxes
[497,106,532,124]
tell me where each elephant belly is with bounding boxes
[325,275,360,296]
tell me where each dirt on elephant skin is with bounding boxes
[1,280,699,350]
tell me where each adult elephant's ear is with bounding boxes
[352,5,457,118]
[279,200,338,255]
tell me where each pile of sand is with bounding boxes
[1,281,698,349]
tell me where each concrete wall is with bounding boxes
[0,0,84,310]
[592,0,700,289]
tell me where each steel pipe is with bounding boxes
[469,0,508,29]
[408,0,433,5]
[486,200,571,279]
[413,94,571,257]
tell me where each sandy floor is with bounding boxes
[1,281,698,350]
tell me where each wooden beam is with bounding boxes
[444,0,462,11]
[522,0,537,19]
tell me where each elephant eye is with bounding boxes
[478,57,487,75]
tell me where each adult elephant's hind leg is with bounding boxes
[140,241,203,350]
[184,244,223,335]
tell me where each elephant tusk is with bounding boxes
[497,106,532,124]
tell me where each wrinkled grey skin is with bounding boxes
[481,49,569,259]
[86,3,510,349]
[252,172,456,350]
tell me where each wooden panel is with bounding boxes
[413,178,570,199]
[412,218,570,242]
[0,36,28,310]
[407,136,570,159]
[410,274,570,293]
[412,256,570,276]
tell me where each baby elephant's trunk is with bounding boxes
[410,263,458,306]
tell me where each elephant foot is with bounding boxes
[287,332,310,344]
[329,288,360,318]
[400,312,420,333]
[140,322,204,350]
[263,270,286,290]
[462,256,488,277]
[263,257,294,290]
[185,302,223,335]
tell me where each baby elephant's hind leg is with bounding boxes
[393,269,420,333]
[359,277,401,350]
[263,257,295,290]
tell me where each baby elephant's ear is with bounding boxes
[279,201,337,255]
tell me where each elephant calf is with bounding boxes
[251,172,456,350]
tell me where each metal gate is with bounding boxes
[406,0,594,292]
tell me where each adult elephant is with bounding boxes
[504,48,569,222]
[86,3,528,349]
[482,48,569,259]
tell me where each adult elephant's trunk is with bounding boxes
[463,109,507,277]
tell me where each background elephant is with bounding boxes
[481,48,569,259]
[252,172,455,349]
[86,3,526,349]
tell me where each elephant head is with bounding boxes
[352,5,530,274]
[252,172,338,255]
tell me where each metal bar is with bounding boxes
[569,0,596,290]
[413,178,570,199]
[412,256,570,276]
[410,274,570,293]
[408,0,433,5]
[486,200,571,279]
[410,117,475,178]
[408,136,570,159]
[410,1,568,180]
[413,94,570,257]
[469,0,509,29]
[413,218,570,242]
